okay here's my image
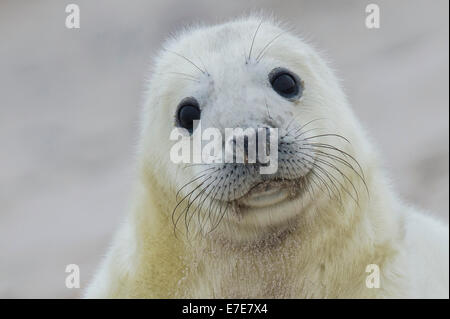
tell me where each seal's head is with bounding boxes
[140,16,370,239]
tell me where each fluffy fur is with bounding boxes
[85,16,449,298]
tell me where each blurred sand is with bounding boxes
[0,0,448,298]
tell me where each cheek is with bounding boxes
[141,118,178,171]
[147,100,178,135]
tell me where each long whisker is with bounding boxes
[303,133,351,144]
[187,172,224,233]
[172,175,213,232]
[163,49,206,74]
[304,142,366,180]
[313,156,360,204]
[256,30,288,63]
[301,150,359,205]
[208,174,230,232]
[289,158,334,201]
[298,154,344,205]
[312,149,369,196]
[204,173,229,233]
[248,19,264,62]
[286,118,327,136]
[183,176,218,236]
[208,201,230,234]
[294,127,328,139]
[196,54,210,76]
[176,167,218,200]
[194,171,226,233]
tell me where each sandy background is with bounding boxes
[0,0,448,298]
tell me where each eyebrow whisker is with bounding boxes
[164,49,206,74]
[247,19,264,62]
[256,30,288,63]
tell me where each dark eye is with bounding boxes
[269,67,302,99]
[176,97,201,133]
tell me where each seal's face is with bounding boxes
[141,18,367,236]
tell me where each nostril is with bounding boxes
[254,128,271,155]
[243,135,249,153]
[254,127,276,164]
[264,127,271,153]
[224,127,278,164]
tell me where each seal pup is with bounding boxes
[85,16,449,298]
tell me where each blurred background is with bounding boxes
[0,0,448,298]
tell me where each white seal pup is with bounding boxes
[85,16,449,298]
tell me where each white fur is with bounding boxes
[85,16,449,298]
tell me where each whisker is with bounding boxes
[303,134,351,144]
[204,173,229,232]
[176,167,218,200]
[183,177,218,236]
[196,54,210,76]
[293,127,328,139]
[195,171,226,233]
[208,174,230,231]
[289,157,334,201]
[172,175,213,231]
[287,118,327,136]
[304,142,366,180]
[208,202,229,234]
[296,153,344,205]
[248,19,264,62]
[312,149,369,197]
[188,171,226,233]
[163,49,206,74]
[313,156,360,204]
[256,30,289,63]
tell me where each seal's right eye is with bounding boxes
[176,97,201,133]
[269,67,303,100]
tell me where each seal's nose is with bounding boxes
[225,127,275,164]
[244,127,272,157]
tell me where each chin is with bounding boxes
[208,173,314,236]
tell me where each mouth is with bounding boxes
[236,179,300,209]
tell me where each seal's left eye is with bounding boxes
[176,97,201,133]
[269,67,302,99]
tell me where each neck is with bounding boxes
[132,165,403,298]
